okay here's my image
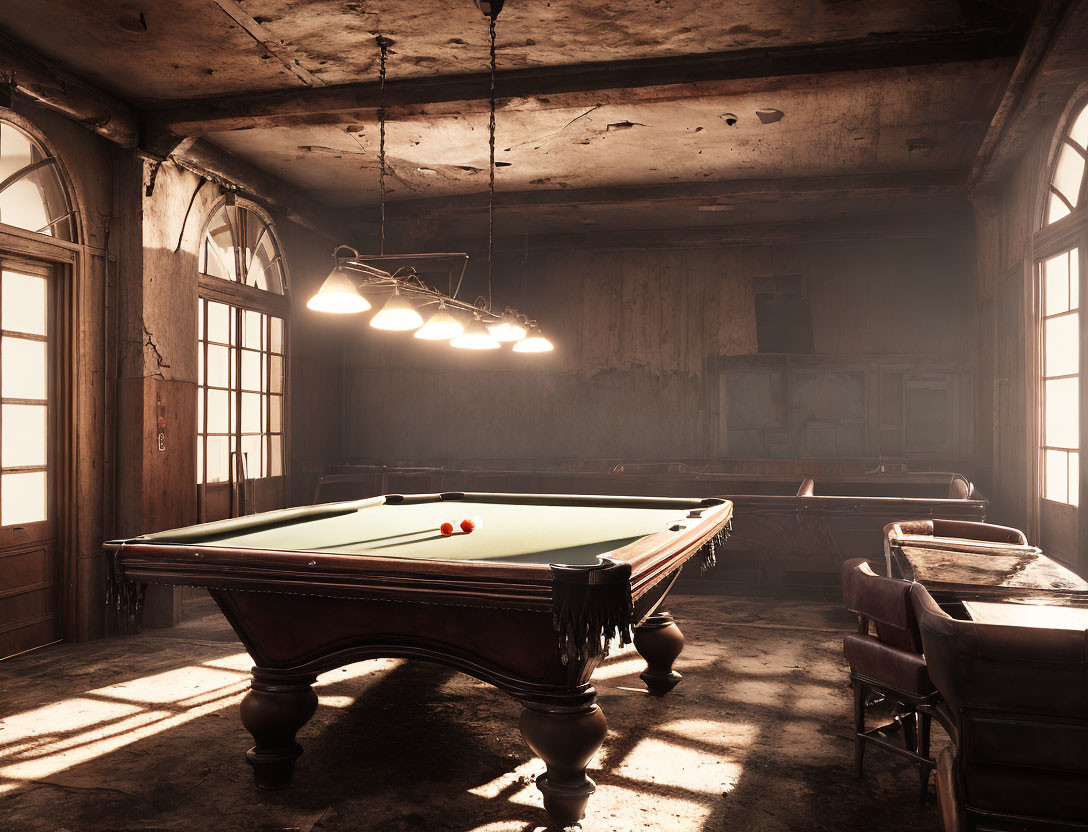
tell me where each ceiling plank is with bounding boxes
[210,0,325,88]
[0,27,138,146]
[146,24,1025,137]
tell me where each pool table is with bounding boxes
[105,492,733,827]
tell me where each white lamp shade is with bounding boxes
[450,316,501,350]
[512,326,554,353]
[306,266,371,314]
[488,309,527,342]
[370,291,424,331]
[414,305,465,340]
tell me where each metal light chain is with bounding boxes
[487,13,496,312]
[378,35,388,255]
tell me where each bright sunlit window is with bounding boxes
[0,268,50,525]
[1045,102,1088,225]
[197,299,286,483]
[201,202,286,294]
[1041,249,1080,505]
[197,201,288,487]
[0,119,76,241]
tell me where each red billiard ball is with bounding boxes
[460,518,475,534]
[440,522,454,536]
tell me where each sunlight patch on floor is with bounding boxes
[0,658,252,794]
[468,757,544,806]
[607,736,744,796]
[658,718,758,753]
[593,779,715,827]
[314,658,405,688]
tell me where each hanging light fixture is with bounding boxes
[305,8,555,354]
[414,300,466,340]
[488,307,527,341]
[513,321,554,353]
[451,312,501,350]
[307,246,372,313]
[370,286,423,331]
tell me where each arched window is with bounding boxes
[1044,100,1088,226]
[0,119,76,241]
[1035,96,1088,564]
[197,199,288,521]
[201,201,286,293]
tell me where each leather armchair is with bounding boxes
[912,583,1088,831]
[841,558,940,802]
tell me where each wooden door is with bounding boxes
[0,259,58,658]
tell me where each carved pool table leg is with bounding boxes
[634,611,685,696]
[520,701,607,828]
[240,670,318,789]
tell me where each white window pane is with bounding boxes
[197,387,204,433]
[207,388,231,434]
[270,435,283,476]
[1071,249,1080,310]
[270,355,283,394]
[0,180,50,234]
[270,395,283,433]
[0,123,35,182]
[206,344,230,388]
[271,317,284,354]
[1071,104,1088,149]
[1052,143,1085,208]
[1048,192,1072,225]
[242,434,264,478]
[205,214,237,281]
[198,298,205,341]
[1,404,46,467]
[243,310,263,350]
[241,392,262,433]
[1,471,46,524]
[196,439,204,484]
[1046,449,1068,503]
[205,435,230,483]
[207,301,231,344]
[1045,313,1079,377]
[1045,377,1079,449]
[1045,253,1070,315]
[240,349,262,392]
[2,336,47,399]
[1070,451,1080,507]
[2,271,47,335]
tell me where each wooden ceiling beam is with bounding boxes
[0,28,138,146]
[471,210,973,253]
[970,0,1088,189]
[173,139,365,242]
[969,0,1076,188]
[385,170,968,217]
[146,24,1025,137]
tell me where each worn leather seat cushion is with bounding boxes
[966,765,1088,821]
[844,633,935,696]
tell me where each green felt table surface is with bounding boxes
[144,500,701,566]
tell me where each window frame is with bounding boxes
[1031,91,1088,568]
[196,197,290,520]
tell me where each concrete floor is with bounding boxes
[0,594,946,832]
